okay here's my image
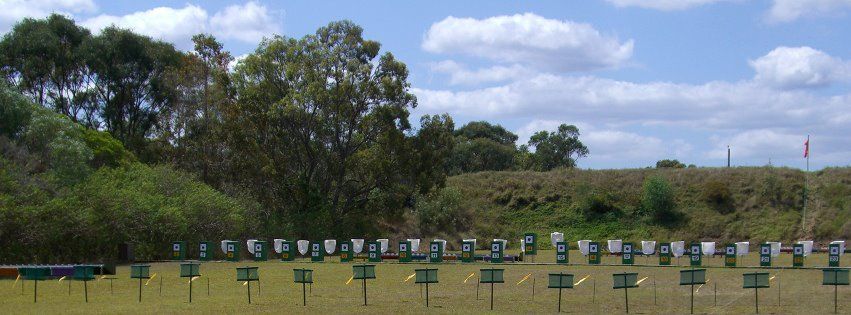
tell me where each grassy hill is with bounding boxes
[417,167,851,248]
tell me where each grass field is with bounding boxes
[2,250,848,314]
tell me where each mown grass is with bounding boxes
[2,250,848,314]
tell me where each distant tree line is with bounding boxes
[0,15,590,250]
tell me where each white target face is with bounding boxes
[624,245,632,252]
[255,244,262,252]
[661,246,669,254]
[431,244,439,252]
[340,244,348,251]
[463,244,470,251]
[200,244,207,251]
[831,247,840,254]
[726,247,734,255]
[173,244,180,251]
[283,244,290,251]
[557,244,565,252]
[761,247,770,254]
[370,244,377,251]
[312,244,319,251]
[691,246,700,254]
[492,244,499,251]
[525,236,534,243]
[227,244,234,252]
[400,244,407,251]
[590,244,598,252]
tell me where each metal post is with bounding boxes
[84,280,88,303]
[835,284,838,314]
[714,282,717,306]
[490,281,494,310]
[557,287,562,313]
[34,280,37,303]
[109,278,113,295]
[755,287,759,314]
[69,279,71,295]
[625,287,629,314]
[363,277,367,306]
[777,276,780,306]
[159,277,162,296]
[247,281,251,304]
[654,278,657,306]
[207,277,210,296]
[691,282,694,314]
[476,278,480,300]
[532,276,536,301]
[138,278,142,302]
[189,277,193,303]
[592,279,596,303]
[426,282,429,307]
[302,282,306,306]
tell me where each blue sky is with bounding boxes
[2,0,851,169]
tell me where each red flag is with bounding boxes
[804,138,809,158]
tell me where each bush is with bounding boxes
[703,180,734,213]
[578,191,621,220]
[641,176,680,224]
[415,187,466,235]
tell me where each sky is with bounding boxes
[2,0,850,170]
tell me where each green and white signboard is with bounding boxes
[588,242,600,265]
[429,241,443,263]
[339,241,353,262]
[659,242,671,266]
[829,244,841,267]
[622,242,634,265]
[280,241,295,261]
[199,241,211,261]
[252,241,267,261]
[462,241,475,263]
[793,244,804,267]
[172,241,186,261]
[524,233,538,255]
[368,241,382,263]
[223,241,239,262]
[690,243,702,267]
[310,241,324,262]
[759,243,771,267]
[556,241,568,264]
[548,273,574,313]
[399,240,412,263]
[724,244,736,267]
[491,242,504,263]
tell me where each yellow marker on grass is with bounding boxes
[574,275,591,286]
[404,273,416,283]
[464,272,476,283]
[346,275,354,285]
[58,276,67,283]
[145,273,157,286]
[517,273,532,285]
[636,276,649,285]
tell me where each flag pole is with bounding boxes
[802,135,809,232]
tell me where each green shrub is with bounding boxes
[415,187,466,235]
[703,180,734,213]
[641,176,680,224]
[578,191,621,220]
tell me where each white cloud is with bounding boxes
[210,1,281,43]
[605,0,733,11]
[750,46,851,89]
[81,1,280,49]
[767,0,851,23]
[422,13,633,72]
[0,0,96,33]
[429,60,533,86]
[709,129,802,160]
[82,5,208,48]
